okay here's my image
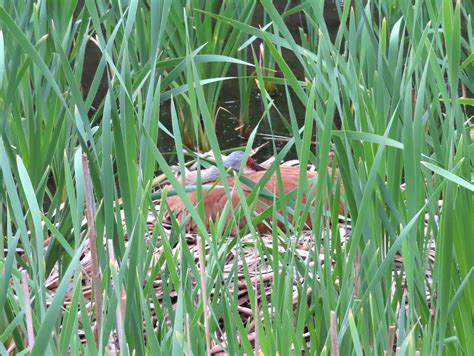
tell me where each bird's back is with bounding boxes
[163,166,344,234]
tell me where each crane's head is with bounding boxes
[224,151,265,172]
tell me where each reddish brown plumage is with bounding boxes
[163,166,345,234]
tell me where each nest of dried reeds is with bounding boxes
[13,158,437,354]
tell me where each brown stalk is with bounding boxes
[21,270,35,348]
[82,154,102,344]
[197,236,211,355]
[387,325,396,356]
[253,248,260,356]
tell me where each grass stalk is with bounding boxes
[82,154,102,344]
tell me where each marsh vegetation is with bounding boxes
[0,0,473,354]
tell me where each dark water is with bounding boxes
[157,2,344,162]
[79,1,345,162]
[157,87,307,161]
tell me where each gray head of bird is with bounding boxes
[186,151,265,184]
[222,151,265,172]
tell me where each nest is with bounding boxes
[12,158,437,354]
[37,221,435,354]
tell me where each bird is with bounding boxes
[155,151,264,189]
[181,151,265,185]
[162,152,345,234]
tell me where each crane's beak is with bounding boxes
[250,161,266,171]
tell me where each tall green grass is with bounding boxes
[0,0,472,354]
[165,0,256,150]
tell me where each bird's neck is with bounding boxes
[185,166,221,185]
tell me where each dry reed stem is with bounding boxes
[253,248,260,356]
[21,270,35,348]
[197,236,211,355]
[388,325,396,355]
[82,154,102,344]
